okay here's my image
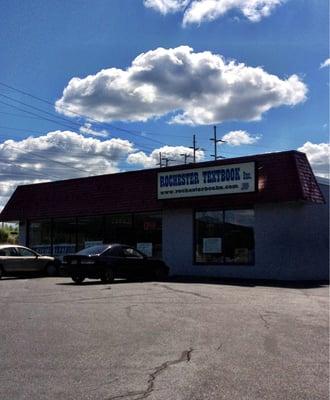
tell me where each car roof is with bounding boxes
[0,244,28,249]
[0,244,17,248]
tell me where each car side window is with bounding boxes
[17,248,36,257]
[0,248,18,256]
[123,247,143,258]
[104,247,124,257]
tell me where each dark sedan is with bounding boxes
[62,244,169,284]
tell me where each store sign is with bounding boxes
[157,162,255,199]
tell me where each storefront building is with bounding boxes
[1,150,328,280]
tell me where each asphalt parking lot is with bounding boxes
[0,276,328,400]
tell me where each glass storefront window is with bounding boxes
[28,211,163,259]
[29,220,52,255]
[53,218,77,258]
[195,209,255,265]
[134,212,162,258]
[224,210,255,264]
[105,214,134,245]
[195,211,224,263]
[77,216,104,251]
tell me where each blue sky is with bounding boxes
[0,0,329,207]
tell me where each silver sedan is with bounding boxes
[0,245,58,278]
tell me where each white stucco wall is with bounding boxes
[162,187,329,280]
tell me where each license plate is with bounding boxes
[71,260,77,264]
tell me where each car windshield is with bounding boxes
[76,245,109,256]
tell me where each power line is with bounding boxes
[2,142,92,175]
[0,126,157,155]
[0,82,169,147]
[0,110,47,120]
[0,95,168,148]
[0,92,83,130]
[0,81,186,142]
[0,99,83,132]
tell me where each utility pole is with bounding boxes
[157,152,163,168]
[210,125,226,160]
[180,153,192,164]
[189,134,200,163]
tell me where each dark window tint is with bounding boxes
[105,214,134,245]
[17,248,36,257]
[0,247,18,256]
[77,245,109,256]
[123,247,144,258]
[195,209,255,265]
[224,210,255,264]
[103,246,124,257]
[77,216,104,251]
[53,218,77,257]
[195,211,224,263]
[134,212,162,258]
[29,220,51,255]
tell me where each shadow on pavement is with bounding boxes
[169,275,329,289]
[55,275,329,289]
[56,278,136,286]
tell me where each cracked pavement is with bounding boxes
[0,277,328,399]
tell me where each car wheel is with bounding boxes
[100,268,114,283]
[45,263,57,277]
[154,266,168,281]
[71,274,85,284]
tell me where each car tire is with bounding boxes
[154,266,168,281]
[71,274,85,284]
[100,268,114,283]
[45,263,57,277]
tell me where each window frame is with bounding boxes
[16,247,38,257]
[27,210,163,257]
[193,207,255,266]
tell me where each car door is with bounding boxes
[121,246,146,278]
[0,247,20,272]
[101,246,125,275]
[15,247,44,272]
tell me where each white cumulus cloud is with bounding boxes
[56,46,307,127]
[320,58,330,68]
[0,130,135,210]
[221,130,261,146]
[127,145,204,168]
[79,122,109,137]
[298,141,330,178]
[144,0,189,14]
[144,0,285,25]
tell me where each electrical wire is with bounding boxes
[0,83,169,146]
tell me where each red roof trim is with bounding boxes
[0,151,325,222]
